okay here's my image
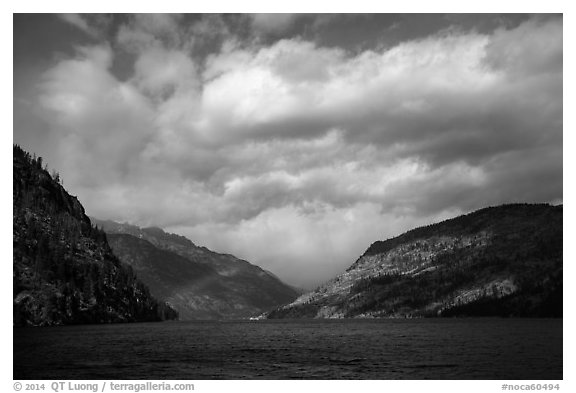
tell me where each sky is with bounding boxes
[13,13,563,289]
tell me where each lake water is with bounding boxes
[14,318,562,380]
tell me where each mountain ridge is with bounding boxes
[266,203,562,319]
[92,218,299,320]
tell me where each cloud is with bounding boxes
[249,14,301,34]
[198,20,561,156]
[200,33,493,146]
[484,16,562,77]
[117,14,184,52]
[33,15,562,287]
[58,14,112,39]
[39,45,156,187]
[59,14,96,37]
[133,46,198,97]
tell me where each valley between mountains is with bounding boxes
[13,145,562,325]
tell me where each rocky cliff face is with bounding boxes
[13,145,178,326]
[92,219,300,320]
[267,204,562,319]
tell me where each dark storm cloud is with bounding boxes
[13,14,562,288]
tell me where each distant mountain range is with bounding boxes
[266,204,562,319]
[91,219,300,320]
[13,145,178,326]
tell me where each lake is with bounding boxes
[13,318,562,380]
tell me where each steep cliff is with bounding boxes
[13,145,178,326]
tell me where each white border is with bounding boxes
[5,2,573,391]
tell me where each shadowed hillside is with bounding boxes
[93,219,299,320]
[13,145,178,326]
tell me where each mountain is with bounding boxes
[91,219,299,320]
[13,145,178,326]
[267,204,562,319]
